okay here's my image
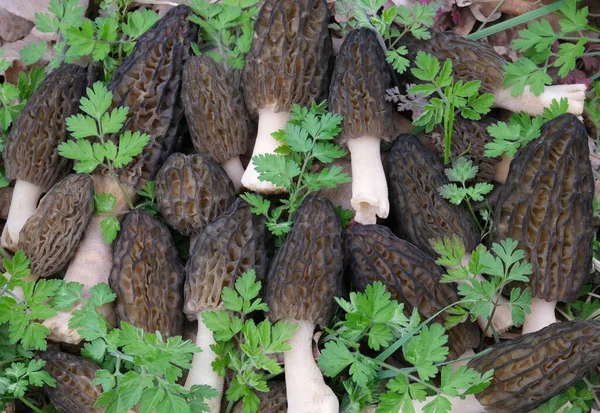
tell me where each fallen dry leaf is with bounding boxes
[0,8,34,43]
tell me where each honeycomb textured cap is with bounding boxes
[347,224,479,360]
[329,28,394,146]
[155,152,236,236]
[109,209,185,337]
[265,195,343,325]
[491,114,594,302]
[233,382,287,413]
[184,197,267,317]
[39,351,103,413]
[19,174,94,279]
[105,5,198,190]
[468,319,600,413]
[241,0,333,117]
[182,55,250,163]
[387,134,480,257]
[4,64,87,191]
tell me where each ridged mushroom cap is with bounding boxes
[491,114,594,302]
[241,0,332,117]
[184,197,267,317]
[182,55,250,163]
[39,351,103,413]
[104,5,198,190]
[468,320,600,413]
[329,28,395,147]
[156,152,236,236]
[347,224,479,360]
[233,382,287,413]
[109,209,185,337]
[18,174,94,278]
[387,134,480,258]
[265,195,343,325]
[4,64,87,191]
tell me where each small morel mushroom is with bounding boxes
[265,195,343,413]
[241,0,332,193]
[347,224,480,361]
[491,114,594,334]
[232,382,287,413]
[155,152,236,252]
[2,64,87,251]
[182,55,251,192]
[183,197,267,413]
[109,210,185,337]
[329,28,395,225]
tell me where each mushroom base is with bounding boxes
[222,156,245,193]
[492,154,513,185]
[522,297,558,334]
[493,84,586,116]
[1,179,44,251]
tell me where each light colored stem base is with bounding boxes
[1,179,44,251]
[493,154,513,184]
[451,348,475,373]
[284,319,339,413]
[347,136,388,225]
[221,156,244,193]
[412,394,484,413]
[185,314,223,413]
[522,297,557,334]
[493,84,586,116]
[241,109,290,194]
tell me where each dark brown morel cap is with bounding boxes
[491,114,594,302]
[182,55,250,163]
[468,320,600,413]
[39,351,103,413]
[155,152,236,237]
[265,195,343,325]
[347,224,479,360]
[387,134,480,258]
[329,28,394,147]
[106,5,198,190]
[233,382,287,413]
[18,174,94,278]
[4,64,87,191]
[184,197,267,318]
[241,0,332,117]
[402,30,506,94]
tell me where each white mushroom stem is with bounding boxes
[412,394,485,413]
[346,136,388,225]
[1,179,44,251]
[284,319,339,413]
[185,314,223,413]
[221,156,245,193]
[241,108,290,194]
[521,297,558,334]
[493,154,513,184]
[493,84,586,116]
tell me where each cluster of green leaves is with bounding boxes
[202,270,297,412]
[330,0,438,75]
[241,101,351,244]
[536,381,597,413]
[189,0,259,74]
[503,0,599,96]
[57,81,151,244]
[585,81,600,148]
[318,282,493,413]
[27,0,159,79]
[432,236,533,340]
[408,52,495,164]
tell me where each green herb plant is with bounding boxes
[202,270,297,413]
[241,101,351,244]
[585,80,600,149]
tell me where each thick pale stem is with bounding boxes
[451,348,475,373]
[185,314,223,413]
[284,319,339,413]
[493,84,586,116]
[412,394,484,413]
[241,108,290,194]
[493,154,513,184]
[221,156,244,193]
[522,297,557,334]
[1,179,44,251]
[346,136,388,225]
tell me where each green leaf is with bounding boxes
[114,131,150,168]
[411,52,440,82]
[19,42,47,65]
[386,47,410,74]
[554,39,587,78]
[66,114,99,139]
[101,107,129,135]
[100,216,120,244]
[444,157,478,183]
[94,193,117,214]
[252,153,300,189]
[58,140,103,173]
[319,340,355,377]
[403,324,449,381]
[79,82,113,121]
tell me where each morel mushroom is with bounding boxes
[347,224,480,361]
[240,0,332,193]
[329,28,395,225]
[183,197,267,413]
[265,195,343,413]
[155,152,236,252]
[233,382,287,413]
[2,64,87,251]
[182,55,251,192]
[109,210,185,337]
[491,114,594,334]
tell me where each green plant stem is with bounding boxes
[475,0,506,33]
[224,399,235,413]
[18,397,45,413]
[443,96,455,165]
[464,197,484,233]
